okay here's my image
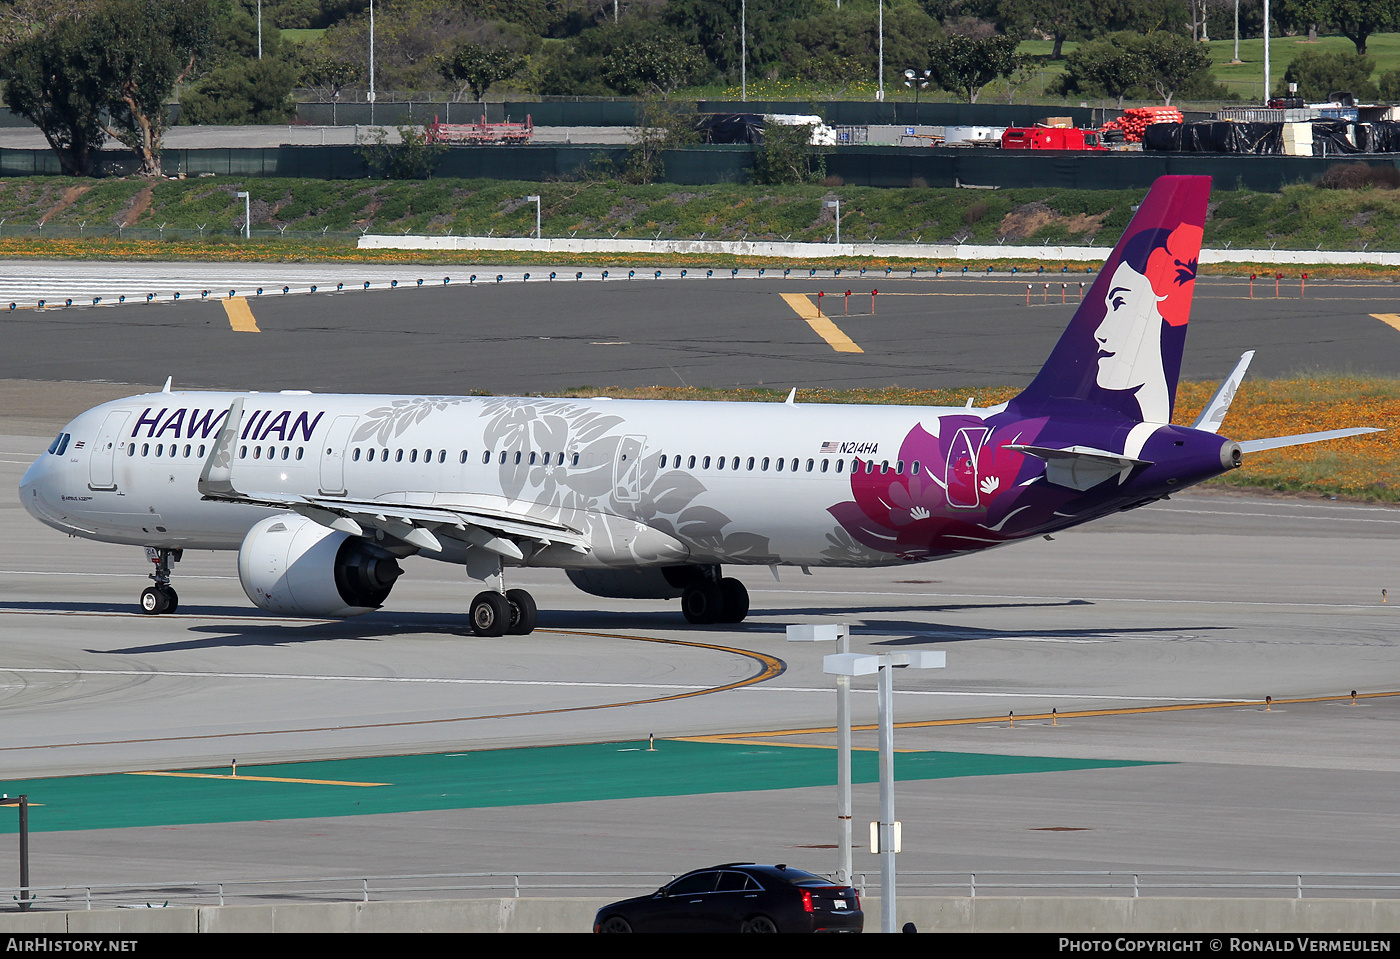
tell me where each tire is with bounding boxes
[719,578,749,623]
[139,587,167,615]
[161,586,179,614]
[504,588,537,635]
[681,583,723,624]
[741,915,779,933]
[469,591,510,637]
[597,915,633,933]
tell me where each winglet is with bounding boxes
[785,388,797,405]
[161,376,172,393]
[197,398,245,498]
[1192,351,1254,434]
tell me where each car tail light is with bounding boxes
[802,889,814,913]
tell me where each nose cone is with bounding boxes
[20,450,63,528]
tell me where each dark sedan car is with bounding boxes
[593,862,863,933]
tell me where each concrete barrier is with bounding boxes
[4,897,1400,933]
[358,233,1400,268]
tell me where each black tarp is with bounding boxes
[694,114,764,144]
[1143,121,1283,154]
[1312,118,1361,153]
[1361,121,1400,153]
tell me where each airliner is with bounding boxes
[19,176,1380,635]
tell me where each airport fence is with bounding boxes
[6,870,1400,910]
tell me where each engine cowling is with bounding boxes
[237,513,403,617]
[566,566,703,600]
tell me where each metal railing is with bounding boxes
[7,870,1400,911]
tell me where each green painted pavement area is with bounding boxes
[0,741,1158,833]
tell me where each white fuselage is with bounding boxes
[22,390,990,570]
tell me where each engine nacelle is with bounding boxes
[238,513,403,617]
[566,566,703,600]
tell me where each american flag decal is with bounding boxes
[820,441,840,453]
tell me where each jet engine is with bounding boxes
[237,513,403,617]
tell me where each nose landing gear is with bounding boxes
[139,547,182,615]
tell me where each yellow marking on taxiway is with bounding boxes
[221,296,260,333]
[1371,313,1400,333]
[128,771,387,787]
[780,292,863,353]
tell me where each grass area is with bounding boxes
[279,28,324,44]
[11,176,1400,255]
[549,377,1400,503]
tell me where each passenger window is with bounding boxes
[156,444,165,457]
[410,450,418,463]
[483,451,491,464]
[731,457,739,470]
[282,447,290,460]
[703,456,711,469]
[127,444,135,457]
[821,459,829,472]
[353,449,361,462]
[514,451,522,465]
[836,458,844,472]
[747,457,755,470]
[425,449,433,462]
[185,444,192,458]
[201,445,208,457]
[776,457,784,471]
[461,451,468,464]
[499,451,507,465]
[529,452,537,465]
[881,460,889,473]
[396,449,404,462]
[897,460,905,475]
[806,458,814,472]
[717,456,725,470]
[438,450,446,464]
[912,459,920,475]
[762,457,769,471]
[791,458,800,471]
[687,455,695,469]
[866,460,875,474]
[572,453,580,466]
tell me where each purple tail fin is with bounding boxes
[1015,176,1211,424]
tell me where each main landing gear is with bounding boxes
[139,547,182,615]
[469,588,537,637]
[677,566,749,625]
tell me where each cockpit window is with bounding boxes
[48,433,70,456]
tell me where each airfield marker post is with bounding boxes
[1,796,29,911]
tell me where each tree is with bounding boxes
[623,96,697,184]
[927,33,1021,104]
[439,42,525,101]
[1284,0,1400,56]
[90,0,218,177]
[1055,32,1146,108]
[600,32,707,95]
[753,120,825,185]
[1136,31,1212,105]
[300,52,360,102]
[357,125,448,179]
[1277,49,1378,100]
[179,57,299,125]
[0,15,107,176]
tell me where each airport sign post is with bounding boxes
[824,650,946,933]
[787,623,853,883]
[236,192,250,239]
[526,195,541,240]
[1,795,29,911]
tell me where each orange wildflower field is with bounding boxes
[562,377,1400,502]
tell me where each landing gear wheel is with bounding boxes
[139,587,167,615]
[469,591,511,637]
[504,588,537,635]
[160,586,179,614]
[741,915,779,933]
[682,583,724,624]
[719,578,749,623]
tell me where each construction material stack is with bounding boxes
[1101,106,1185,143]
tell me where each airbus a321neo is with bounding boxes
[20,176,1379,635]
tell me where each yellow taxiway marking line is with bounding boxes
[780,292,863,353]
[1371,313,1400,333]
[128,771,387,787]
[692,689,1400,740]
[221,296,260,333]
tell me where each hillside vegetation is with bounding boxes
[7,176,1400,252]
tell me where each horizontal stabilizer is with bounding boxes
[1192,350,1254,434]
[1005,444,1152,492]
[1238,428,1383,454]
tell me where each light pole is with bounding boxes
[257,0,262,60]
[904,68,930,124]
[1263,0,1270,103]
[823,650,946,934]
[236,191,250,239]
[525,195,541,239]
[823,198,840,245]
[367,0,376,104]
[741,0,747,103]
[1232,0,1241,64]
[787,623,853,882]
[877,0,884,102]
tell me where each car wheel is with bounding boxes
[598,915,633,933]
[741,915,779,933]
